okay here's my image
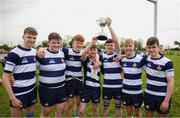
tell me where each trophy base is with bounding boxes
[97,35,108,41]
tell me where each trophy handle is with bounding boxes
[96,19,101,26]
[96,18,107,27]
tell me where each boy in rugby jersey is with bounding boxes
[2,27,38,117]
[79,37,101,117]
[63,34,85,117]
[101,18,123,117]
[144,37,174,117]
[121,39,145,117]
[36,32,67,117]
[37,34,85,117]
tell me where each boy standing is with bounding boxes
[101,18,122,117]
[2,27,38,117]
[37,32,67,117]
[144,37,174,117]
[121,39,145,117]
[63,34,85,117]
[79,37,101,117]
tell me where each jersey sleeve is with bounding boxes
[62,47,68,59]
[165,61,174,77]
[4,52,19,73]
[99,55,104,74]
[140,54,148,67]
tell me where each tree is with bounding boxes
[174,41,180,47]
[0,44,12,51]
[42,40,48,47]
[134,39,143,51]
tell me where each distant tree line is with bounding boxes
[0,44,15,52]
[0,40,179,53]
[173,41,180,50]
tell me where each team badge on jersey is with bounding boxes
[22,58,28,63]
[157,65,161,71]
[133,63,137,68]
[123,63,127,67]
[69,57,74,60]
[49,59,55,64]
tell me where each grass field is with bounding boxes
[0,51,180,117]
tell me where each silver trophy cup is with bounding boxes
[96,18,108,41]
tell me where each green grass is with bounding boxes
[0,51,180,117]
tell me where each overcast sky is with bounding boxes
[0,0,180,47]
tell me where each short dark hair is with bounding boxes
[36,45,43,51]
[91,45,97,50]
[48,32,62,41]
[24,27,38,35]
[104,39,113,46]
[146,37,159,46]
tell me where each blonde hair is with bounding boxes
[124,38,134,46]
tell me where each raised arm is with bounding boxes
[81,37,97,61]
[107,17,121,55]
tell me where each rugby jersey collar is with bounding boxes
[47,48,59,54]
[150,54,163,60]
[126,53,136,59]
[72,49,81,53]
[107,51,114,55]
[18,45,31,51]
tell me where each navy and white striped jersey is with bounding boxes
[62,48,82,81]
[37,49,66,88]
[145,55,174,96]
[83,58,101,88]
[101,52,122,88]
[4,45,36,96]
[121,54,145,94]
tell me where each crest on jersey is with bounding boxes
[133,63,137,68]
[157,65,161,71]
[123,63,127,67]
[69,57,74,60]
[49,59,55,64]
[22,58,28,63]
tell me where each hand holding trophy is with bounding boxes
[96,18,108,41]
